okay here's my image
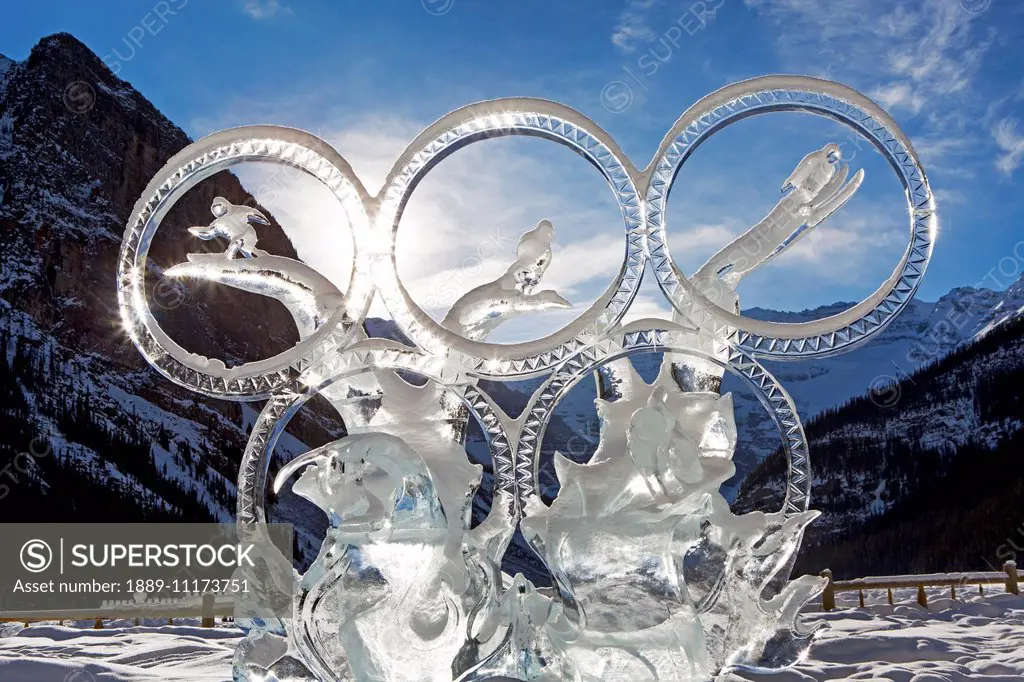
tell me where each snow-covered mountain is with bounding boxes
[2,33,1021,582]
[494,277,1024,504]
[724,278,1024,498]
[0,34,338,558]
[736,312,1024,578]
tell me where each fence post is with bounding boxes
[93,618,103,629]
[887,587,894,605]
[858,590,865,608]
[1006,561,1019,595]
[820,570,835,611]
[951,583,956,600]
[201,593,215,628]
[917,585,928,608]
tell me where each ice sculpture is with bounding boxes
[442,220,571,341]
[187,197,271,259]
[116,76,936,681]
[521,369,739,680]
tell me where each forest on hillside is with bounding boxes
[739,315,1024,579]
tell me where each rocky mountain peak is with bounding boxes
[0,34,322,530]
[1,32,299,365]
[28,32,114,78]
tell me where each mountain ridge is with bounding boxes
[736,313,1024,578]
[0,32,328,537]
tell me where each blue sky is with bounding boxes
[3,0,1023,341]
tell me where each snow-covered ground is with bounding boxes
[1,591,1021,681]
[731,590,1024,682]
[0,619,239,681]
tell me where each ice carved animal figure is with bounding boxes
[698,503,824,670]
[268,434,473,682]
[521,360,739,682]
[272,434,447,533]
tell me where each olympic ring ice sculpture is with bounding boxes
[116,75,935,681]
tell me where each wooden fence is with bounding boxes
[3,564,1020,624]
[820,560,1019,611]
[0,593,234,629]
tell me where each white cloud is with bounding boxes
[611,0,661,53]
[544,233,627,295]
[241,0,289,20]
[781,214,904,268]
[910,134,973,174]
[676,223,738,251]
[748,0,990,110]
[745,0,993,168]
[870,82,925,115]
[620,291,674,324]
[932,187,968,206]
[993,117,1024,176]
